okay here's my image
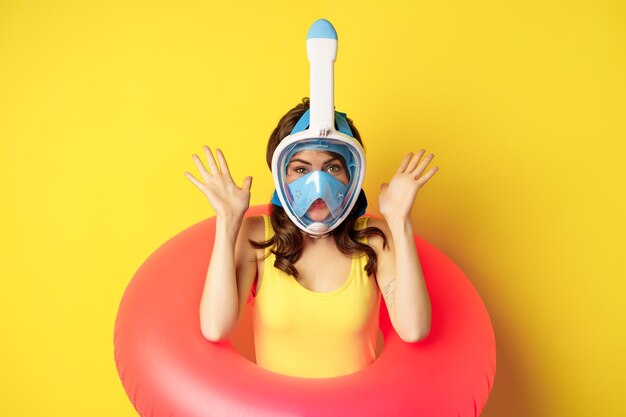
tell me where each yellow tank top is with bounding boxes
[252,214,381,378]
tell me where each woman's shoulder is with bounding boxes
[361,216,392,252]
[240,215,266,242]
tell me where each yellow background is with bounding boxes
[1,1,624,416]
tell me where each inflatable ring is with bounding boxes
[114,204,496,417]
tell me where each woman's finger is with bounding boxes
[411,153,435,177]
[396,153,413,175]
[416,166,439,185]
[192,154,211,183]
[215,148,232,178]
[241,176,253,192]
[406,149,426,173]
[184,171,205,189]
[203,145,220,175]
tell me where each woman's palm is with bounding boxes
[184,146,252,219]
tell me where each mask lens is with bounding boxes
[273,137,365,234]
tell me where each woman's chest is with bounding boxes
[293,250,355,293]
[253,259,380,335]
[256,249,353,294]
[255,247,354,294]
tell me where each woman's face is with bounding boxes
[285,150,349,222]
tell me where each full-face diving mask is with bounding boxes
[271,19,367,238]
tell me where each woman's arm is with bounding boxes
[199,217,241,341]
[184,145,255,342]
[371,217,431,342]
[375,149,438,342]
[199,216,259,342]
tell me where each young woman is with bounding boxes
[185,97,438,378]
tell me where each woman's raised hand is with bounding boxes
[184,146,252,220]
[379,149,438,221]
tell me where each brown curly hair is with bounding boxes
[249,97,388,277]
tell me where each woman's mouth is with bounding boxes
[310,199,327,209]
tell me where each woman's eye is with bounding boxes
[294,167,307,174]
[326,165,341,173]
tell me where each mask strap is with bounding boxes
[290,108,354,138]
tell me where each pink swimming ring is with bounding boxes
[114,204,496,417]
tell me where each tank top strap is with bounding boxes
[352,216,370,281]
[262,214,274,248]
[354,216,369,243]
[261,212,276,273]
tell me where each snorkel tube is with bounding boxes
[307,19,338,136]
[271,19,366,237]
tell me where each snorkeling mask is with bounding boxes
[271,19,367,238]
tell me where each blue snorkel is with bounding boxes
[271,19,367,237]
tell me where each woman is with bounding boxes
[185,97,438,378]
